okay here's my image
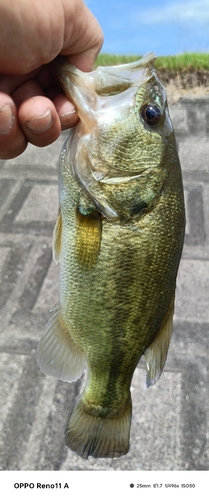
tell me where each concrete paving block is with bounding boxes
[0,132,68,169]
[183,183,204,246]
[15,185,58,222]
[180,97,209,136]
[0,353,26,438]
[34,261,59,315]
[19,375,58,470]
[203,184,209,245]
[170,105,189,137]
[0,179,16,212]
[179,139,209,172]
[175,259,209,322]
[0,246,11,274]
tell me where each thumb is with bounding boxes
[60,1,103,71]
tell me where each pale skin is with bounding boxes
[0,0,103,159]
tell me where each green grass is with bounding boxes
[95,53,209,70]
[156,53,209,70]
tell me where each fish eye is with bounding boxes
[141,104,162,126]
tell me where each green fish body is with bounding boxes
[37,54,185,459]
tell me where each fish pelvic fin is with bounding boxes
[52,210,62,264]
[144,297,175,387]
[65,397,132,459]
[76,208,102,268]
[36,304,86,382]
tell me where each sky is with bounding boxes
[85,0,209,56]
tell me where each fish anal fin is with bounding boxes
[65,397,132,459]
[36,304,85,382]
[52,210,62,264]
[144,297,175,387]
[76,208,102,268]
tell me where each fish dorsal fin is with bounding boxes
[144,297,175,387]
[36,304,86,382]
[52,210,62,264]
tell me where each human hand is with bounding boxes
[0,0,103,159]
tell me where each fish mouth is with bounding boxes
[52,53,157,128]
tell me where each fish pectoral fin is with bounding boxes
[144,297,175,387]
[76,208,102,268]
[52,210,62,264]
[36,304,86,382]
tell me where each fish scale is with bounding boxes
[36,53,185,459]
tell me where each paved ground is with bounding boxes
[0,96,208,471]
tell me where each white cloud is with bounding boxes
[136,0,209,24]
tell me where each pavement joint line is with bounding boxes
[0,167,58,181]
[0,180,24,222]
[0,240,52,329]
[0,353,27,438]
[19,375,58,470]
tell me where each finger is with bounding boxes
[52,93,79,130]
[61,3,104,72]
[0,70,40,95]
[36,67,79,130]
[18,95,61,147]
[13,78,77,135]
[11,78,45,107]
[0,93,27,159]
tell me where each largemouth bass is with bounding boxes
[37,53,185,459]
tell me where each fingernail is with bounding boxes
[26,109,53,133]
[0,104,14,134]
[60,110,77,129]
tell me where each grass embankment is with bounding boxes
[96,53,209,69]
[95,53,209,88]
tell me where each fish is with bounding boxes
[36,53,185,460]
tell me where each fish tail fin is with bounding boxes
[65,397,132,459]
[144,297,174,387]
[36,304,85,382]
